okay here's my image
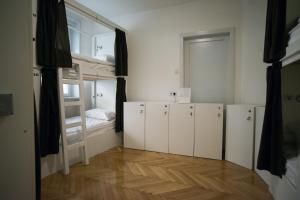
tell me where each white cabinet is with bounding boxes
[225,105,255,169]
[124,102,145,150]
[124,102,225,158]
[169,104,195,156]
[145,103,169,153]
[194,104,223,160]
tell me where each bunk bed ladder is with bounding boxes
[58,67,89,175]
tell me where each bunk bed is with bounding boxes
[58,54,119,174]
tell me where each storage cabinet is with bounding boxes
[225,105,255,169]
[124,102,145,150]
[124,102,225,158]
[145,103,169,153]
[169,104,195,156]
[194,104,223,160]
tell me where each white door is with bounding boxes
[225,105,255,169]
[169,104,195,156]
[194,104,223,160]
[254,107,271,185]
[124,102,145,150]
[184,34,234,104]
[145,103,169,153]
[0,0,35,199]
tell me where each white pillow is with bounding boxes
[86,108,115,121]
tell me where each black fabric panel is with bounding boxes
[115,78,127,132]
[258,0,288,178]
[55,0,72,68]
[257,62,286,177]
[36,0,71,157]
[39,68,61,157]
[34,93,41,200]
[36,0,57,67]
[36,0,72,68]
[115,29,128,76]
[263,0,287,63]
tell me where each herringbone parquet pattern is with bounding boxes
[42,147,273,200]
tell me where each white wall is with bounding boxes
[112,0,242,102]
[0,0,35,199]
[240,0,268,104]
[112,0,268,105]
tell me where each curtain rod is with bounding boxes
[64,0,127,33]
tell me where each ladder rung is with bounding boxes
[64,101,82,107]
[68,141,85,150]
[62,79,80,85]
[65,121,82,129]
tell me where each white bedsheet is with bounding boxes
[65,116,114,144]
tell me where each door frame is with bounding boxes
[179,28,236,103]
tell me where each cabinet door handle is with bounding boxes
[190,112,193,116]
[247,116,251,121]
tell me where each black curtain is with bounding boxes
[115,28,128,76]
[257,0,287,177]
[55,0,72,68]
[39,68,61,156]
[35,0,71,196]
[115,28,128,133]
[115,78,127,132]
[36,0,72,158]
[36,0,72,68]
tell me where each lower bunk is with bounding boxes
[41,125,121,178]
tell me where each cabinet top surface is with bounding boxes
[125,102,224,105]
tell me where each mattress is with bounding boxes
[65,116,114,144]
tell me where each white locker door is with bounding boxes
[254,107,271,185]
[145,103,169,153]
[169,104,195,156]
[124,102,145,150]
[225,105,255,169]
[194,104,223,160]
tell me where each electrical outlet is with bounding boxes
[169,91,176,96]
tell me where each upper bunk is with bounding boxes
[65,3,117,79]
[70,54,115,80]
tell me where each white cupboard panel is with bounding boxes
[145,103,169,153]
[124,102,145,150]
[169,104,195,156]
[225,105,255,169]
[194,104,223,160]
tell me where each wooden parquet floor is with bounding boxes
[42,147,273,200]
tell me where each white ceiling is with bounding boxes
[75,0,197,19]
